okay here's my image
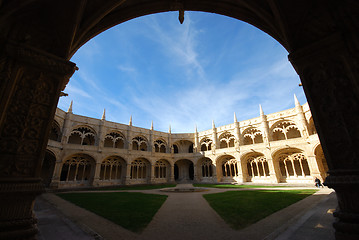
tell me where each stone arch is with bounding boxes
[272,148,311,183]
[219,132,235,148]
[1,2,359,239]
[197,157,214,182]
[154,159,171,182]
[308,117,317,135]
[270,120,301,141]
[68,126,96,145]
[172,140,194,153]
[130,158,150,183]
[59,153,96,186]
[132,136,148,151]
[242,153,270,183]
[242,127,263,145]
[99,155,126,184]
[216,155,240,183]
[314,144,329,180]
[49,120,61,142]
[154,139,167,153]
[174,159,194,182]
[200,137,213,151]
[40,150,57,187]
[104,131,126,149]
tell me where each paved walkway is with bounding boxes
[35,184,336,240]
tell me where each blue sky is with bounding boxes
[58,11,305,133]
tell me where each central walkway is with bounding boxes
[36,184,335,240]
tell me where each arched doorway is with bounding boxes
[40,150,56,187]
[1,2,359,240]
[174,159,194,182]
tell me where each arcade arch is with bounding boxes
[104,132,125,149]
[68,126,96,145]
[271,121,301,141]
[219,132,235,148]
[59,154,95,186]
[40,150,57,187]
[130,158,150,183]
[99,156,126,183]
[217,155,240,182]
[1,2,358,240]
[174,159,194,182]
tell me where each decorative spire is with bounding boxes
[101,108,106,120]
[294,94,300,107]
[151,120,153,130]
[129,115,132,126]
[169,124,171,134]
[259,104,264,116]
[234,112,237,123]
[67,100,73,113]
[212,120,215,129]
[195,124,198,133]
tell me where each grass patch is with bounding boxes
[57,192,167,232]
[193,184,285,189]
[203,189,317,230]
[96,184,176,191]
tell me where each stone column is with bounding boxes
[92,162,102,187]
[150,164,155,183]
[289,33,359,240]
[49,161,63,188]
[125,164,132,185]
[170,165,175,183]
[0,41,77,239]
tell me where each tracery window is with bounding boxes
[68,126,96,145]
[132,136,147,151]
[130,159,148,179]
[278,153,311,178]
[201,159,213,177]
[272,121,301,141]
[104,132,125,148]
[222,157,239,177]
[60,155,93,182]
[100,156,123,180]
[219,132,235,148]
[154,139,166,153]
[243,128,263,145]
[49,121,61,142]
[200,137,212,151]
[246,156,270,177]
[154,160,167,178]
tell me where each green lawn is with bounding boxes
[203,189,317,230]
[193,183,285,189]
[57,192,167,232]
[96,184,176,191]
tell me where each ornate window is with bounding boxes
[155,160,167,178]
[68,126,96,145]
[154,139,166,153]
[271,121,301,141]
[100,156,123,180]
[222,157,239,177]
[130,159,148,179]
[104,132,125,148]
[132,136,147,151]
[200,137,212,151]
[49,121,61,142]
[60,154,93,182]
[278,153,311,178]
[219,132,235,148]
[246,156,270,177]
[201,159,213,177]
[243,128,263,145]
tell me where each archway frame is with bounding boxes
[1,1,359,239]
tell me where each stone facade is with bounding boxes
[43,97,327,189]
